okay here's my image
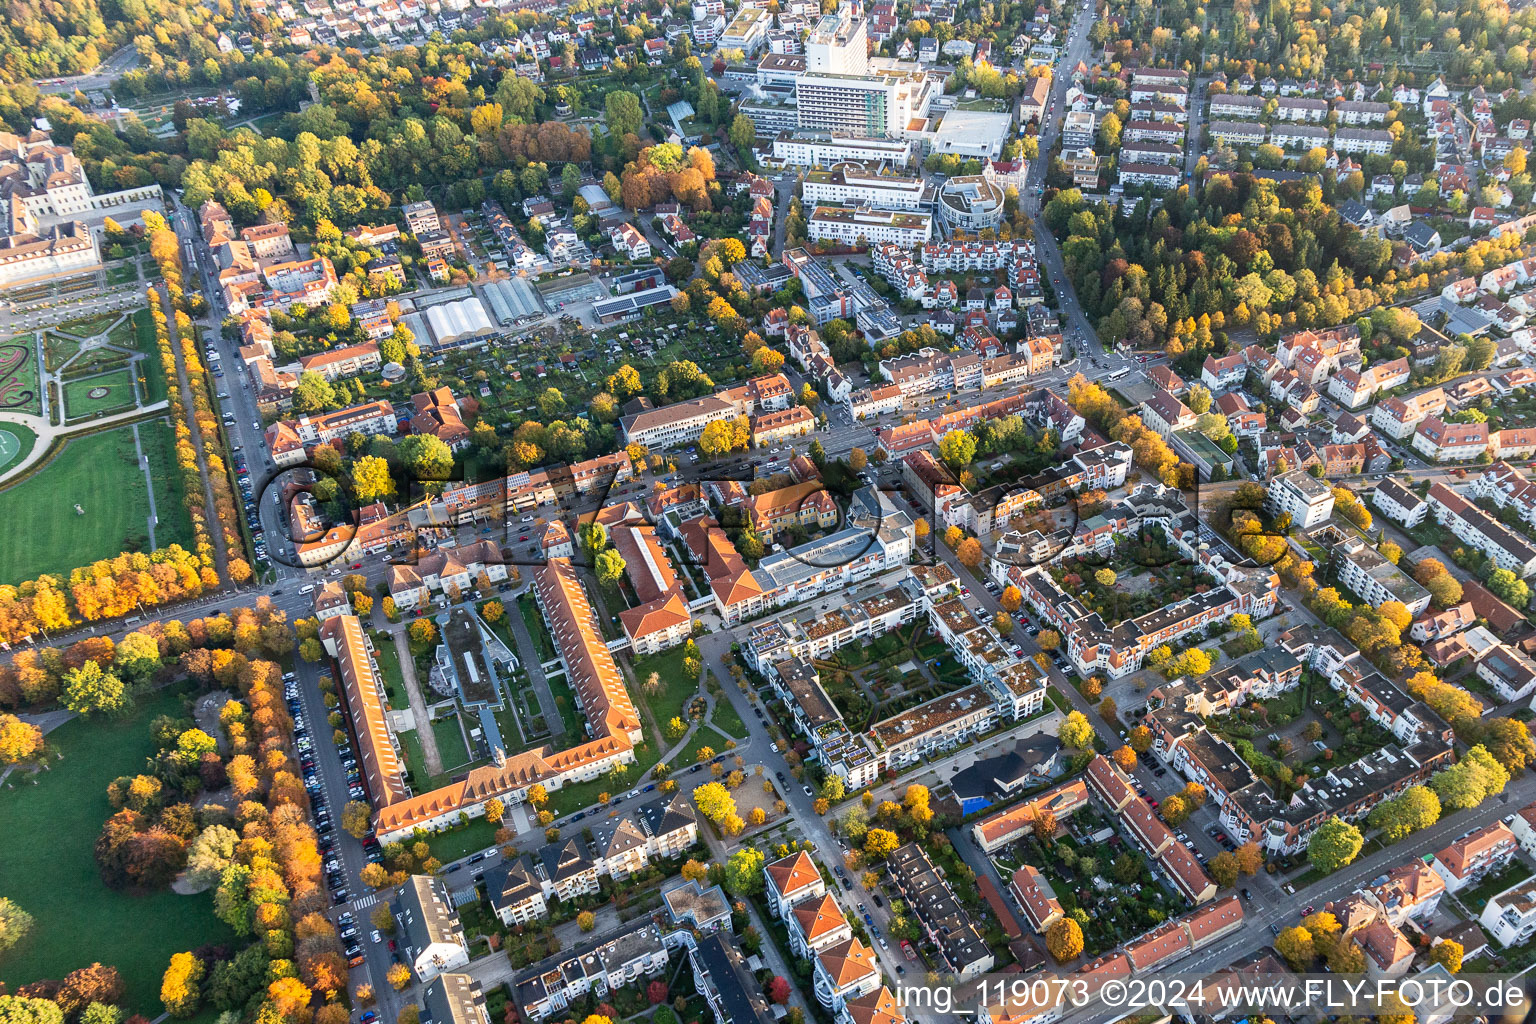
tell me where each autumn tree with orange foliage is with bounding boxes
[619,144,718,212]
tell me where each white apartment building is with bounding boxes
[806,3,868,75]
[795,71,933,137]
[801,166,927,209]
[1334,536,1432,616]
[772,133,913,166]
[1371,478,1429,528]
[808,204,932,245]
[282,399,398,446]
[1481,877,1536,947]
[869,683,999,769]
[1428,482,1536,577]
[619,395,737,449]
[1270,125,1331,150]
[719,5,769,53]
[1334,127,1395,154]
[1267,470,1335,528]
[1119,163,1181,188]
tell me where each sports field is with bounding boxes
[0,425,160,582]
[63,368,138,419]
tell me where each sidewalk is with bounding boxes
[394,630,443,775]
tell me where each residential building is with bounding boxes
[808,204,933,246]
[1267,470,1335,529]
[1334,535,1432,616]
[887,843,995,976]
[1427,482,1536,577]
[691,933,776,1024]
[1372,478,1429,528]
[512,921,674,1022]
[403,200,441,234]
[398,875,470,982]
[1431,822,1519,893]
[1480,877,1536,947]
[1414,416,1490,462]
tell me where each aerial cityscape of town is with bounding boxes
[14,0,1536,1020]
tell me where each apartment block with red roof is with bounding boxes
[1362,861,1445,927]
[763,851,825,918]
[813,937,881,1010]
[611,523,692,655]
[411,387,478,450]
[1371,387,1447,439]
[971,778,1089,853]
[1009,865,1064,934]
[836,987,906,1024]
[298,340,382,381]
[1413,415,1490,462]
[1431,821,1519,893]
[787,893,852,958]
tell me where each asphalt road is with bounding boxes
[1021,1,1122,371]
[33,45,140,95]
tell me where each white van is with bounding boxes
[300,584,316,595]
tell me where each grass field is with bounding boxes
[139,417,196,551]
[372,640,412,710]
[63,368,138,419]
[62,313,123,337]
[0,425,157,582]
[0,684,236,1012]
[712,697,748,740]
[132,309,168,405]
[43,332,83,372]
[0,421,38,471]
[433,713,473,770]
[397,728,446,792]
[425,817,500,864]
[677,725,730,767]
[518,595,555,660]
[544,737,662,816]
[105,262,140,286]
[630,647,702,730]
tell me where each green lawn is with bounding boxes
[630,646,702,732]
[139,417,196,552]
[372,640,412,710]
[0,685,237,1012]
[433,713,473,770]
[545,739,663,816]
[132,309,168,405]
[677,725,730,766]
[518,595,555,660]
[105,262,140,286]
[43,332,83,373]
[0,425,160,582]
[63,368,138,419]
[61,313,123,337]
[545,672,582,741]
[425,817,501,864]
[711,697,748,740]
[0,421,37,472]
[397,728,448,792]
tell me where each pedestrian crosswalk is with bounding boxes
[352,893,378,911]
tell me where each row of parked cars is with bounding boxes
[289,672,383,921]
[233,451,269,566]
